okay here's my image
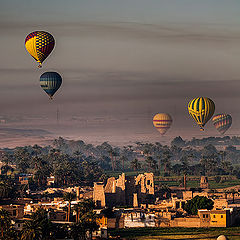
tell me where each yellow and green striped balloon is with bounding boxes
[188,97,215,131]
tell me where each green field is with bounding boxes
[155,178,240,189]
[105,171,240,189]
[109,227,240,240]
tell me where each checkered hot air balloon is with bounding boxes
[153,113,173,135]
[25,31,55,68]
[188,97,215,131]
[212,114,232,135]
[40,72,62,99]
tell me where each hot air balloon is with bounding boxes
[153,113,173,135]
[212,114,232,135]
[188,97,215,131]
[40,72,62,99]
[25,31,55,68]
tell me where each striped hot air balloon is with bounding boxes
[153,113,173,135]
[212,114,232,135]
[188,97,215,131]
[40,72,62,99]
[25,31,55,68]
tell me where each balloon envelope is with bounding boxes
[40,72,62,99]
[153,113,172,135]
[25,31,55,67]
[212,114,232,135]
[188,97,215,131]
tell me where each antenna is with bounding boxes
[57,107,60,124]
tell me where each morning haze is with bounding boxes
[0,1,240,146]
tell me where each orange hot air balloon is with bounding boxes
[153,113,173,135]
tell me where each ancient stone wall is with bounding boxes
[125,176,135,206]
[116,173,126,205]
[170,217,201,227]
[105,177,116,193]
[143,173,154,195]
[93,182,106,208]
[93,172,155,208]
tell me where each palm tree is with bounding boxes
[221,161,233,174]
[71,199,98,240]
[159,150,172,176]
[145,156,157,173]
[14,148,30,173]
[32,144,43,157]
[180,156,190,175]
[70,222,85,240]
[131,158,141,173]
[0,178,15,199]
[84,211,99,240]
[1,164,14,175]
[112,150,119,171]
[31,208,53,239]
[73,204,80,223]
[107,149,115,171]
[143,148,151,156]
[73,150,83,162]
[120,155,128,172]
[63,192,76,222]
[21,220,42,240]
[74,199,95,223]
[200,154,219,176]
[219,150,226,162]
[0,209,11,239]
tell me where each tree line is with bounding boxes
[0,136,240,198]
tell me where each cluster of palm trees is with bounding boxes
[0,137,240,195]
[1,145,105,192]
[131,142,238,178]
[0,209,15,239]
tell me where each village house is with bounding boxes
[154,208,239,228]
[48,209,67,221]
[0,204,24,219]
[123,210,155,228]
[17,174,32,185]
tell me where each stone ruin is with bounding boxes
[93,173,155,208]
[200,176,209,189]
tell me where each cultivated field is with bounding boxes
[110,227,240,240]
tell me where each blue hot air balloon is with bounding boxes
[40,72,62,99]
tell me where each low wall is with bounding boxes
[170,217,201,228]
